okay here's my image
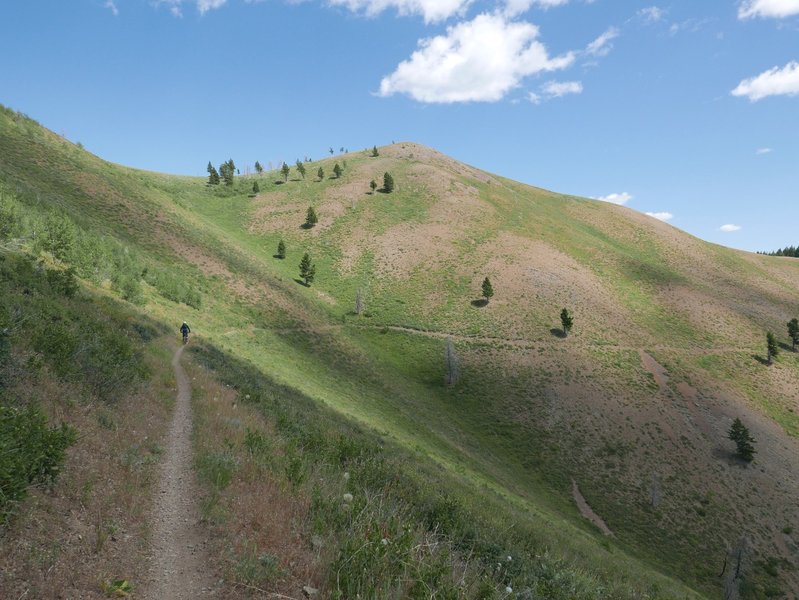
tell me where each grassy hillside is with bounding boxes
[2,104,798,598]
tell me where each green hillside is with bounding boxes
[2,105,798,598]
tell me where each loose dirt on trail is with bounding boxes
[572,480,614,536]
[144,346,217,599]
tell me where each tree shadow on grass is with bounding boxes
[272,255,285,260]
[274,180,285,185]
[470,298,488,308]
[300,223,316,230]
[752,354,771,366]
[294,278,310,287]
[550,328,567,338]
[778,342,795,353]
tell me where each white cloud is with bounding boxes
[645,211,673,221]
[529,79,582,102]
[585,27,619,57]
[756,147,773,154]
[637,6,664,23]
[378,14,575,103]
[593,192,633,205]
[156,0,228,16]
[329,0,472,23]
[104,0,119,16]
[720,224,742,232]
[503,0,568,18]
[739,0,799,19]
[732,61,799,101]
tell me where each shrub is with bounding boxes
[0,404,76,523]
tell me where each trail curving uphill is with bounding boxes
[144,345,217,599]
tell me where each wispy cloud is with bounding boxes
[378,13,575,102]
[528,79,582,103]
[732,61,799,101]
[720,224,742,232]
[156,0,228,16]
[756,147,773,154]
[104,0,119,16]
[503,0,569,18]
[329,0,473,24]
[739,0,799,19]
[593,192,632,205]
[585,27,619,57]
[637,6,664,23]
[645,211,673,221]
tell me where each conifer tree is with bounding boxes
[255,161,263,175]
[219,159,235,186]
[728,417,756,462]
[276,239,286,259]
[317,166,324,181]
[333,163,342,178]
[370,180,377,194]
[296,160,306,179]
[305,206,318,228]
[329,147,334,155]
[560,308,573,336]
[299,252,316,286]
[371,145,379,157]
[766,331,779,364]
[788,318,799,351]
[207,162,220,185]
[382,172,394,193]
[481,277,494,304]
[252,181,260,194]
[281,162,290,182]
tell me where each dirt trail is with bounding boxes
[571,480,613,536]
[144,345,217,599]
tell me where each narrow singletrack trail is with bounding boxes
[144,345,217,599]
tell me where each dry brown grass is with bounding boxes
[0,341,175,599]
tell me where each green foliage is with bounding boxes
[728,417,756,462]
[46,266,79,298]
[304,206,318,228]
[219,159,235,186]
[197,450,237,490]
[299,252,316,286]
[39,214,77,261]
[481,277,494,302]
[766,331,778,364]
[254,161,263,175]
[333,163,342,178]
[317,166,324,181]
[276,239,286,259]
[207,162,220,186]
[101,579,133,597]
[142,267,201,308]
[252,181,260,194]
[369,179,377,193]
[371,145,379,157]
[0,404,76,523]
[295,160,306,179]
[382,172,394,193]
[787,319,799,351]
[281,162,290,182]
[560,308,573,336]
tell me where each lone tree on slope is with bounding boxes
[305,206,318,228]
[382,172,394,193]
[369,180,377,194]
[296,160,306,179]
[371,145,379,157]
[252,181,260,194]
[355,288,365,315]
[255,161,263,175]
[787,318,799,351]
[281,162,291,182]
[728,417,756,462]
[481,277,494,304]
[317,166,324,181]
[299,252,316,286]
[207,162,220,185]
[276,239,286,259]
[560,308,574,337]
[766,331,779,364]
[333,163,343,178]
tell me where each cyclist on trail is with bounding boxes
[180,321,191,344]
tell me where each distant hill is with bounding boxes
[2,104,798,598]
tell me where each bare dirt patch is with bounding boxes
[572,480,613,536]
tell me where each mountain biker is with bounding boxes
[180,321,191,344]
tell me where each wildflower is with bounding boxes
[507,556,512,562]
[381,538,389,546]
[245,394,250,399]
[505,586,513,593]
[343,471,350,480]
[343,493,353,503]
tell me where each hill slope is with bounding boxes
[2,105,798,597]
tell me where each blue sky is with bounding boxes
[1,0,797,251]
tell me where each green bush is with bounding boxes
[0,404,76,523]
